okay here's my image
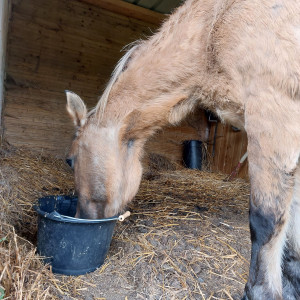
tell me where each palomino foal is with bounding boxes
[66,0,300,299]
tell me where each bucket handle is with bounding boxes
[118,211,131,222]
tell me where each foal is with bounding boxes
[66,0,300,298]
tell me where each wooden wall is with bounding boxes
[208,122,248,178]
[3,0,206,162]
[145,109,209,166]
[3,0,162,156]
[3,0,248,178]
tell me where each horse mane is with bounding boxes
[93,41,141,121]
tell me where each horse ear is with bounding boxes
[65,90,87,127]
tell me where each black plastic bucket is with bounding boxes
[183,140,203,170]
[35,195,119,276]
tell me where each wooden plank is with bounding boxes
[4,137,72,156]
[222,126,234,173]
[212,123,225,172]
[207,121,217,171]
[4,87,75,157]
[11,2,154,46]
[5,0,157,95]
[0,0,10,132]
[226,129,248,178]
[238,133,249,178]
[79,0,165,25]
[229,130,247,176]
[4,115,74,156]
[207,122,248,178]
[227,129,242,173]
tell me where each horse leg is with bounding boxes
[241,89,300,300]
[282,166,300,299]
[242,157,295,300]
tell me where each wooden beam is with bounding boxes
[79,0,165,25]
[0,0,10,136]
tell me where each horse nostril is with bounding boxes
[66,158,73,168]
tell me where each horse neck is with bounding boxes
[101,0,239,134]
[102,64,197,138]
[103,25,207,129]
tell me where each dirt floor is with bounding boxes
[0,145,251,300]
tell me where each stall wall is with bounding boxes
[3,0,247,177]
[4,0,156,155]
[3,0,205,164]
[208,122,248,178]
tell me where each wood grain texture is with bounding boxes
[145,119,207,165]
[79,0,164,25]
[0,0,10,131]
[3,0,247,178]
[4,0,157,156]
[208,122,248,178]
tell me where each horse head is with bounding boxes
[66,90,145,219]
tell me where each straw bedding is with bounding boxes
[0,144,251,299]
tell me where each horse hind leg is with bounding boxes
[282,166,300,299]
[243,156,296,300]
[242,88,300,300]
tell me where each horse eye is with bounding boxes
[66,158,74,169]
[127,139,134,148]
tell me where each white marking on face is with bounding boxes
[105,126,119,141]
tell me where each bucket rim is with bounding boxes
[34,195,119,224]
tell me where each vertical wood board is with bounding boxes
[208,122,248,179]
[0,0,10,133]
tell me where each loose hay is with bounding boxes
[0,144,251,299]
[0,224,52,300]
[0,144,74,299]
[0,144,74,239]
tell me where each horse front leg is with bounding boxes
[242,92,300,300]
